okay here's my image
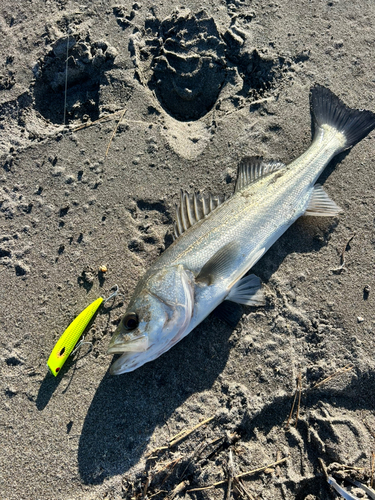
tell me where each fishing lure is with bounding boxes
[47,297,103,376]
[47,285,122,376]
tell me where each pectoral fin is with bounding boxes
[196,241,241,285]
[304,184,342,217]
[226,274,265,306]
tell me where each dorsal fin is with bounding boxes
[173,190,227,240]
[235,156,285,193]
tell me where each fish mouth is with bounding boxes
[109,345,155,375]
[107,331,149,354]
[109,353,138,375]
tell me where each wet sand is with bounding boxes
[1,1,375,498]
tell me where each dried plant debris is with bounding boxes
[121,415,288,499]
[322,461,375,500]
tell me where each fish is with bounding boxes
[108,85,375,375]
[47,297,103,376]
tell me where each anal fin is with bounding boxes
[304,184,342,217]
[226,274,265,306]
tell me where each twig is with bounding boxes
[148,490,169,498]
[202,435,227,462]
[146,446,169,458]
[179,441,207,480]
[207,435,225,447]
[187,456,288,493]
[153,457,181,477]
[295,373,302,428]
[250,96,274,107]
[226,450,234,500]
[234,478,255,500]
[159,458,182,487]
[146,459,183,499]
[169,416,215,447]
[318,458,329,480]
[311,364,354,390]
[72,110,124,131]
[105,107,127,158]
[187,483,218,493]
[73,112,155,132]
[286,365,354,430]
[371,451,375,489]
[286,383,298,428]
[168,481,188,500]
[235,457,288,481]
[63,32,70,127]
[331,233,356,273]
[142,474,150,499]
[331,464,366,471]
[286,372,302,428]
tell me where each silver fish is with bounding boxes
[108,85,375,375]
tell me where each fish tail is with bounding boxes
[310,85,375,151]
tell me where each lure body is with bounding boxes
[47,297,103,376]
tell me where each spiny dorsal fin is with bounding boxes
[235,156,285,193]
[173,190,228,240]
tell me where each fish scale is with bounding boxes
[108,85,375,375]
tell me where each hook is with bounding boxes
[103,284,126,306]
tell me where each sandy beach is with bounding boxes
[1,0,375,498]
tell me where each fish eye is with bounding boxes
[123,312,139,330]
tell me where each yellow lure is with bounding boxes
[47,297,103,376]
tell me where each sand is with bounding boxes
[1,0,375,499]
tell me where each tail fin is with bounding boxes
[310,85,375,151]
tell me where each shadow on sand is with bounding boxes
[77,314,234,484]
[76,170,352,485]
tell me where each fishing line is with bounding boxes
[63,29,70,127]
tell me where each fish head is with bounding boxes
[107,265,194,374]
